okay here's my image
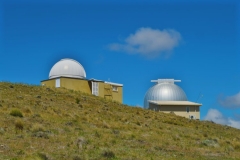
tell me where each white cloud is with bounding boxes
[218,92,240,108]
[109,27,182,58]
[204,109,240,129]
[204,109,228,125]
[228,119,240,129]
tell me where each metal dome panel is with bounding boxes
[144,80,187,109]
[49,58,86,79]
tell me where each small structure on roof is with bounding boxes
[41,58,123,103]
[144,79,201,119]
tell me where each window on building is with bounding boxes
[112,86,118,91]
[92,82,99,96]
[55,78,60,88]
[186,107,190,113]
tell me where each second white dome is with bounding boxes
[144,79,187,109]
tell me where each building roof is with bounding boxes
[105,81,123,87]
[149,100,202,106]
[89,79,123,86]
[144,79,187,109]
[89,78,104,82]
[49,58,86,79]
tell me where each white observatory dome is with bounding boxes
[144,79,187,109]
[49,58,86,79]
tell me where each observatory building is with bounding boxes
[144,79,201,119]
[41,58,123,103]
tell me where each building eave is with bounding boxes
[104,81,123,87]
[149,100,202,106]
[41,76,87,82]
[41,77,123,87]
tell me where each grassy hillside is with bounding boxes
[0,82,240,160]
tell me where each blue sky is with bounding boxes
[1,0,239,127]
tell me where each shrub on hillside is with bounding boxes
[72,155,82,160]
[15,120,24,132]
[10,109,23,117]
[76,98,80,104]
[38,153,48,160]
[102,150,115,158]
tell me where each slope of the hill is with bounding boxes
[0,82,240,160]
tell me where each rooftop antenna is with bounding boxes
[196,92,203,102]
[151,79,181,84]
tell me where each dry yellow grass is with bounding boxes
[0,82,240,160]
